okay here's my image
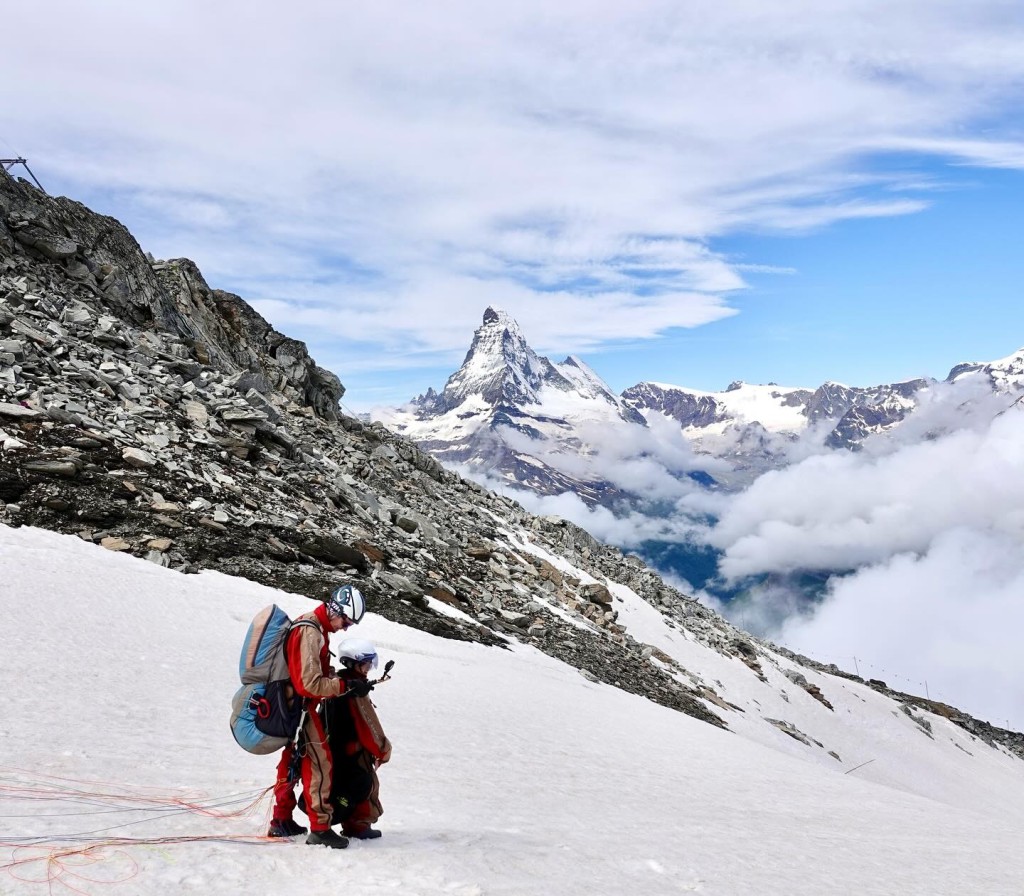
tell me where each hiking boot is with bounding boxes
[267,818,308,838]
[306,829,349,849]
[343,823,383,840]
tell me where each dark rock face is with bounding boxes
[812,379,933,449]
[621,382,726,428]
[625,377,936,454]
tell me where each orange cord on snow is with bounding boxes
[4,836,279,896]
[5,843,141,896]
[0,767,287,894]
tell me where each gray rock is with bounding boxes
[13,224,78,260]
[22,459,79,477]
[298,534,368,570]
[183,401,209,427]
[377,570,417,593]
[580,582,613,605]
[122,447,157,468]
[9,319,53,347]
[222,405,267,423]
[499,609,531,628]
[0,402,40,419]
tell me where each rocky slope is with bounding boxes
[2,168,1021,767]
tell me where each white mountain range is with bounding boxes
[379,307,1024,502]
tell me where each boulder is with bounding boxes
[297,534,368,571]
[122,447,157,468]
[580,582,613,605]
[0,402,40,419]
[13,224,78,260]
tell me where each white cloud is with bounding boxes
[496,411,730,504]
[249,278,738,363]
[709,403,1024,580]
[2,0,1024,378]
[455,467,714,549]
[707,391,1024,728]
[778,527,1024,730]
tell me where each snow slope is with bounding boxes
[2,523,1023,896]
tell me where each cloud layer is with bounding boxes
[4,1,1024,397]
[706,382,1024,728]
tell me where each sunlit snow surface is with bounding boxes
[2,523,1023,895]
[647,381,813,434]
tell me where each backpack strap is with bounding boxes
[291,619,321,634]
[283,617,328,660]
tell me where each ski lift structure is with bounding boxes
[1,157,46,193]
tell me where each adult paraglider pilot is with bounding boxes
[268,584,367,849]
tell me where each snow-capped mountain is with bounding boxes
[386,307,1024,500]
[627,348,1024,470]
[622,376,932,484]
[379,307,647,502]
[949,346,1024,392]
[419,306,639,415]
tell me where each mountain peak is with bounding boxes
[482,305,511,325]
[424,308,552,412]
[406,308,644,434]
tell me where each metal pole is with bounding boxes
[853,656,860,677]
[0,158,46,193]
[21,161,46,193]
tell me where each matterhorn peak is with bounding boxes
[424,307,552,412]
[482,305,511,325]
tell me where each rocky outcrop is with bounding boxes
[0,172,343,421]
[620,382,727,428]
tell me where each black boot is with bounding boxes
[267,818,308,837]
[343,823,383,840]
[306,829,349,849]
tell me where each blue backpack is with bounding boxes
[229,605,319,754]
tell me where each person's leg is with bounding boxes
[341,761,383,838]
[332,762,373,823]
[272,744,297,819]
[302,715,349,848]
[300,712,334,832]
[267,744,307,836]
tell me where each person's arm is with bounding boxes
[286,625,345,699]
[351,696,391,762]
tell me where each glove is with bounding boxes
[346,679,374,699]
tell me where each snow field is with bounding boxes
[1,524,1023,895]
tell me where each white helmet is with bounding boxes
[338,638,378,670]
[326,584,366,623]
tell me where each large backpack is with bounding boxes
[229,604,319,755]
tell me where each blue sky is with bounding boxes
[3,1,1024,411]
[596,162,1024,395]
